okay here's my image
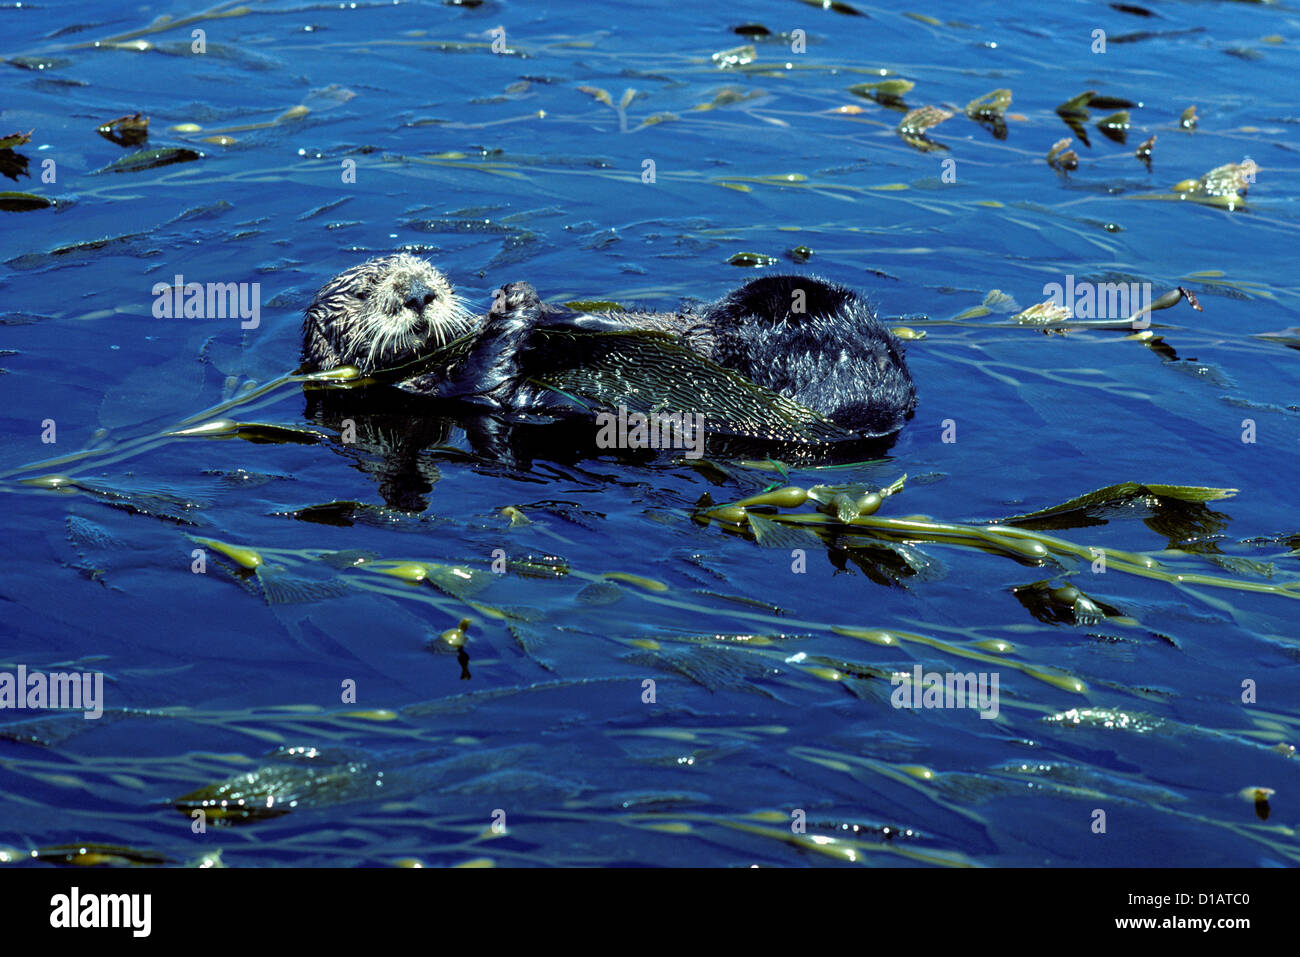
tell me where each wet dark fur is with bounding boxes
[404,274,917,438]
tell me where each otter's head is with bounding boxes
[301,254,478,375]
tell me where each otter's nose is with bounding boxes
[404,279,437,313]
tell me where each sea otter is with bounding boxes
[300,255,916,442]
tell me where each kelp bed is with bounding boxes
[3,1,1300,866]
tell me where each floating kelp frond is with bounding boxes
[692,86,764,112]
[1046,138,1079,173]
[577,85,613,106]
[745,512,825,549]
[95,112,148,147]
[0,191,54,212]
[1170,159,1256,210]
[92,147,202,175]
[1096,110,1131,145]
[993,760,1185,806]
[616,639,755,685]
[712,44,756,68]
[996,482,1237,529]
[848,79,914,109]
[1044,706,1164,733]
[0,130,33,149]
[1136,134,1155,171]
[20,844,174,867]
[175,760,382,823]
[190,536,263,570]
[19,475,207,524]
[254,565,351,606]
[897,106,952,152]
[402,677,629,718]
[164,419,325,444]
[694,482,1300,602]
[1012,298,1072,324]
[1180,105,1198,130]
[1055,91,1093,145]
[727,251,779,266]
[1011,580,1128,626]
[965,88,1011,139]
[0,710,126,748]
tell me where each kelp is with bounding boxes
[92,147,202,175]
[0,191,53,212]
[1011,580,1129,626]
[964,88,1011,139]
[1096,110,1131,145]
[1167,159,1256,210]
[95,112,148,147]
[848,79,914,110]
[19,474,205,524]
[1135,133,1155,171]
[1011,285,1201,328]
[996,482,1237,527]
[694,481,1300,604]
[896,105,952,153]
[1046,138,1078,173]
[711,45,756,69]
[1055,91,1094,146]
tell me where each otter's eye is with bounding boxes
[355,291,369,301]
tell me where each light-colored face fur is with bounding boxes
[302,254,477,374]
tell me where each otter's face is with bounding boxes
[301,254,477,374]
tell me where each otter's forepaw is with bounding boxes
[490,281,543,319]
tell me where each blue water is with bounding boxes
[2,0,1299,867]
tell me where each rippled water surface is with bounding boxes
[2,0,1299,867]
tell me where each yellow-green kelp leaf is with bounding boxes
[0,129,33,149]
[1011,580,1126,627]
[1170,159,1256,210]
[1013,298,1072,324]
[728,252,779,267]
[965,88,1011,138]
[965,88,1011,120]
[0,192,54,212]
[712,44,756,68]
[563,300,625,312]
[997,483,1237,527]
[1047,137,1078,172]
[24,843,174,867]
[746,512,825,549]
[577,85,613,107]
[190,536,263,569]
[96,112,149,147]
[1056,90,1095,119]
[602,571,669,592]
[93,147,203,175]
[174,761,380,824]
[1135,133,1155,170]
[897,105,952,152]
[164,419,325,444]
[848,79,914,108]
[692,86,764,111]
[1096,110,1131,144]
